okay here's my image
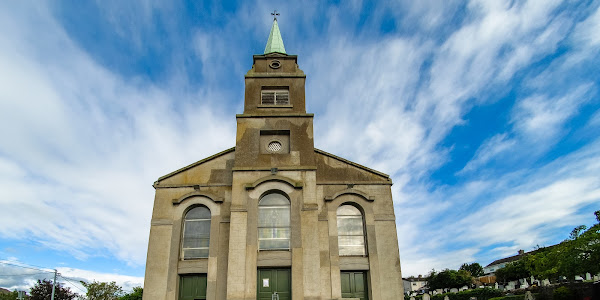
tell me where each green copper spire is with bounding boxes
[264,15,286,55]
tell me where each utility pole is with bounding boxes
[51,269,57,300]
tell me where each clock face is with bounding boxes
[269,60,281,69]
[267,141,282,153]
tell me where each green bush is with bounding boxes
[489,295,523,300]
[488,294,540,300]
[430,288,503,300]
[552,286,573,300]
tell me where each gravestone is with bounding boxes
[444,296,449,300]
[586,273,591,280]
[524,291,534,300]
[541,279,550,286]
[450,288,458,293]
[423,293,431,300]
[460,285,469,291]
[410,297,415,300]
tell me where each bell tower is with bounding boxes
[234,16,315,169]
[144,13,404,300]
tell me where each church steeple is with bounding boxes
[264,12,286,55]
[235,14,313,169]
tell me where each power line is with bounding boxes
[56,274,84,282]
[58,275,87,295]
[0,273,51,277]
[0,261,54,273]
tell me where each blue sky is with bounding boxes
[1,0,599,293]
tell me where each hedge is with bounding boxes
[430,288,503,300]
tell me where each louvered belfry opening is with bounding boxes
[261,89,289,105]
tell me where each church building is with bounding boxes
[143,18,404,300]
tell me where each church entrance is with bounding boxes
[257,268,291,300]
[178,274,207,300]
[341,271,368,300]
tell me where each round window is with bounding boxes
[267,141,282,153]
[269,60,281,69]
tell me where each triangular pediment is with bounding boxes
[314,148,391,183]
[155,147,235,187]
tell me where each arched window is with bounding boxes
[258,192,290,250]
[182,206,211,259]
[337,205,366,256]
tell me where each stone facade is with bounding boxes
[143,22,404,300]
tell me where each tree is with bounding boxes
[494,259,531,283]
[489,210,600,283]
[524,246,559,281]
[569,225,587,240]
[459,262,484,277]
[0,290,22,300]
[30,279,77,300]
[555,211,600,280]
[80,281,123,300]
[118,287,142,300]
[427,269,472,290]
[527,210,600,282]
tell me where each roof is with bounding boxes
[403,277,427,282]
[156,147,235,182]
[485,244,559,267]
[314,148,391,179]
[155,147,392,184]
[485,253,527,267]
[264,19,286,54]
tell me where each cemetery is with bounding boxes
[404,211,600,300]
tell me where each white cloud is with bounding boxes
[459,134,516,174]
[511,84,593,142]
[308,35,435,176]
[573,5,600,48]
[461,177,600,247]
[398,139,600,275]
[299,0,599,276]
[588,110,600,127]
[1,0,598,282]
[0,2,235,267]
[0,260,143,293]
[401,248,480,276]
[57,267,144,293]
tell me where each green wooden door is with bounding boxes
[179,274,207,300]
[257,268,291,300]
[341,271,368,300]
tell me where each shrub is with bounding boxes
[489,295,523,300]
[552,286,572,300]
[430,288,503,300]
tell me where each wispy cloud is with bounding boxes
[0,259,143,293]
[511,84,593,143]
[0,0,599,283]
[459,134,516,174]
[0,2,235,267]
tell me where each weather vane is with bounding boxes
[271,10,280,21]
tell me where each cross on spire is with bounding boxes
[264,10,286,54]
